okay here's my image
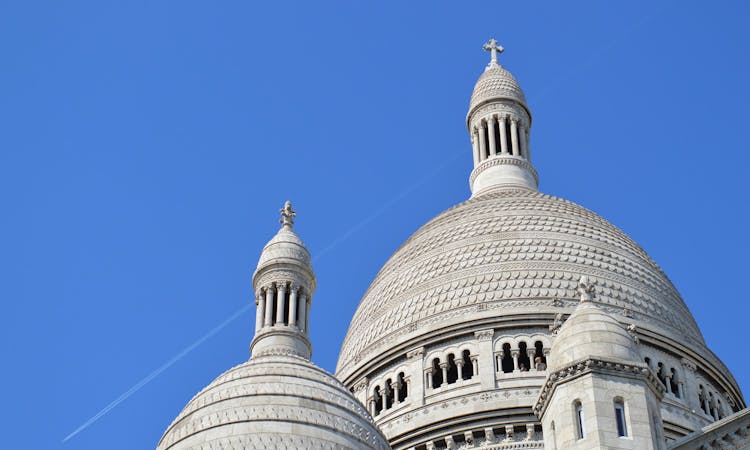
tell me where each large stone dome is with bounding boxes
[337,187,705,378]
[158,354,390,450]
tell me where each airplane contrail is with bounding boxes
[61,304,252,443]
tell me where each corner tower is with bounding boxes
[467,38,537,194]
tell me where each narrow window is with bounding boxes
[431,358,443,388]
[614,400,627,437]
[534,341,547,370]
[575,401,585,439]
[461,350,473,380]
[518,341,530,372]
[397,372,407,401]
[446,354,458,384]
[373,386,383,415]
[283,287,291,325]
[670,368,680,398]
[501,343,514,373]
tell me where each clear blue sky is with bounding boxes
[2,1,749,448]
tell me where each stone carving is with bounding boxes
[474,329,494,341]
[549,313,565,335]
[576,275,595,302]
[407,347,425,360]
[627,324,639,343]
[280,200,296,227]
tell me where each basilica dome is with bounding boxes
[337,187,705,378]
[157,354,390,450]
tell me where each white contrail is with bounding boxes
[61,304,252,443]
[62,7,670,442]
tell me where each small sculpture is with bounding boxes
[483,38,504,67]
[576,276,595,303]
[280,200,296,227]
[549,313,565,335]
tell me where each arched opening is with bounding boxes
[283,285,291,325]
[657,362,667,388]
[461,350,473,380]
[670,368,680,398]
[717,400,723,419]
[270,289,278,325]
[446,353,458,384]
[534,341,546,370]
[504,117,513,155]
[482,121,491,160]
[501,343,513,373]
[397,372,407,402]
[518,341,530,372]
[384,379,394,409]
[644,357,651,368]
[614,398,628,437]
[709,392,717,419]
[491,116,501,156]
[574,400,585,440]
[373,386,383,416]
[699,385,709,414]
[431,358,443,388]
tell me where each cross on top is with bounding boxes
[483,38,504,66]
[280,200,296,228]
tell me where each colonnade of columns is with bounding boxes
[369,375,411,416]
[496,346,549,373]
[471,114,530,165]
[254,282,310,335]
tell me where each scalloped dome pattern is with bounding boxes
[468,65,527,115]
[158,355,390,450]
[337,188,703,376]
[255,227,312,274]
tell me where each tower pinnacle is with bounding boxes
[482,38,504,68]
[280,200,296,228]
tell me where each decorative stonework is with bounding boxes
[469,156,539,187]
[475,329,495,341]
[533,357,665,418]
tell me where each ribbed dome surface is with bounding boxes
[549,302,642,370]
[337,188,703,377]
[255,226,312,274]
[468,65,527,116]
[158,354,390,450]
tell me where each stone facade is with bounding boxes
[159,40,750,449]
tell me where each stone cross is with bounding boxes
[576,275,595,303]
[280,200,296,227]
[483,38,504,66]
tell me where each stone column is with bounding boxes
[471,130,480,166]
[288,284,298,328]
[425,368,433,389]
[275,283,287,325]
[495,352,503,373]
[512,349,520,372]
[298,291,308,332]
[510,118,519,156]
[487,115,497,157]
[264,285,275,326]
[404,377,412,403]
[526,424,535,441]
[255,289,265,334]
[527,348,536,371]
[664,373,672,395]
[478,122,487,161]
[518,123,527,158]
[440,362,448,385]
[455,359,464,383]
[499,116,508,154]
[475,329,494,389]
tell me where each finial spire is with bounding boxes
[483,37,504,68]
[576,275,596,303]
[280,200,296,228]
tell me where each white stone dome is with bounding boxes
[467,64,528,119]
[337,187,705,378]
[157,354,391,450]
[255,224,312,275]
[548,301,642,370]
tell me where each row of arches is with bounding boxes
[698,384,725,421]
[371,372,408,416]
[496,340,547,373]
[645,357,682,399]
[427,349,476,389]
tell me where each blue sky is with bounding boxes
[2,1,749,448]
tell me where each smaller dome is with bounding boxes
[254,201,312,278]
[157,355,391,450]
[549,301,642,371]
[468,64,527,117]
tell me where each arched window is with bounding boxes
[614,398,627,437]
[384,379,394,409]
[373,386,383,415]
[397,372,407,402]
[431,358,443,388]
[670,368,680,398]
[446,353,458,384]
[518,341,530,372]
[574,400,585,439]
[657,362,667,388]
[699,385,709,414]
[501,343,513,373]
[461,350,473,380]
[534,341,546,370]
